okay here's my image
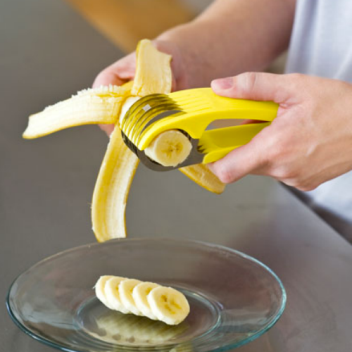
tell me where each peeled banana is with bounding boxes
[119,96,140,125]
[23,85,132,139]
[131,39,172,96]
[95,276,190,326]
[91,123,139,241]
[144,130,192,167]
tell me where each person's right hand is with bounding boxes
[92,40,188,136]
[208,72,352,191]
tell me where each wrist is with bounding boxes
[156,23,210,88]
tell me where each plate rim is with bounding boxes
[6,237,287,352]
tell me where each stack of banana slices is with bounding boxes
[95,276,190,325]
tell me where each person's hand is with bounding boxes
[92,40,188,135]
[208,73,352,191]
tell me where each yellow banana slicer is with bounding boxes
[121,88,278,171]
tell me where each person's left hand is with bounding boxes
[208,73,352,191]
[92,40,188,136]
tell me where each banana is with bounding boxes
[132,282,160,320]
[120,98,193,168]
[148,286,190,325]
[91,124,139,241]
[132,39,172,96]
[119,96,141,125]
[95,276,190,325]
[23,39,225,243]
[95,275,115,310]
[104,276,131,314]
[23,84,132,139]
[119,279,143,316]
[144,130,192,167]
[180,164,226,194]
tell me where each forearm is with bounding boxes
[157,0,296,88]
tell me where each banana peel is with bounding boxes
[131,39,173,96]
[180,165,225,194]
[23,39,225,242]
[92,125,139,241]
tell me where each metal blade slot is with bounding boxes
[121,94,168,135]
[132,105,181,145]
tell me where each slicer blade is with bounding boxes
[121,124,203,172]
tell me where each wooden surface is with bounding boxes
[65,0,194,52]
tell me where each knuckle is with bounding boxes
[285,73,307,92]
[297,184,317,192]
[266,137,288,163]
[285,178,317,192]
[271,166,298,180]
[286,73,304,84]
[93,70,112,86]
[218,171,233,184]
[215,165,234,184]
[94,72,104,83]
[236,72,260,95]
[287,73,304,81]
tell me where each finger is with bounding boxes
[93,52,136,88]
[153,40,185,91]
[105,51,136,80]
[208,135,268,183]
[93,72,125,88]
[99,124,115,136]
[211,72,293,104]
[93,53,137,134]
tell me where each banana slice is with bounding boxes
[144,130,192,167]
[148,286,190,325]
[132,282,160,320]
[104,276,130,314]
[119,279,143,316]
[95,275,115,310]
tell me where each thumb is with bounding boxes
[93,52,136,88]
[208,131,268,183]
[211,72,291,103]
[208,72,295,183]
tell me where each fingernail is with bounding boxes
[206,163,216,174]
[211,77,233,90]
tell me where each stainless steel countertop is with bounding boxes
[1,0,352,351]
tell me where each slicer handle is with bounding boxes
[199,122,271,164]
[138,88,279,150]
[202,88,277,120]
[177,89,278,139]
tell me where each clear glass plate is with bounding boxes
[6,238,286,352]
